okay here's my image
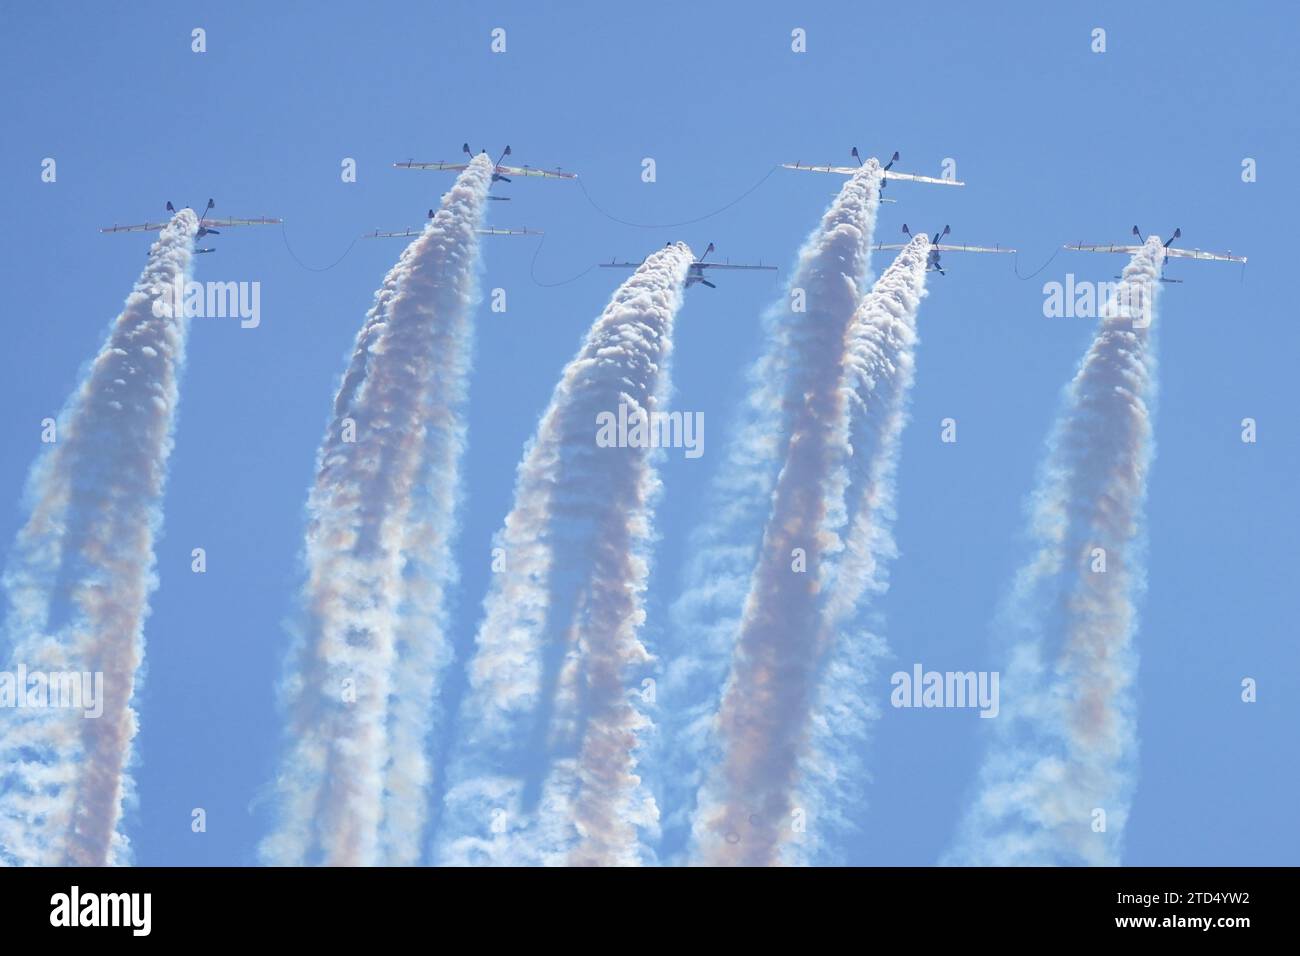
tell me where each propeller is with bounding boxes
[880,151,900,198]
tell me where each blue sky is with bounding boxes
[1,1,1295,865]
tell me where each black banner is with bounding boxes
[0,865,1278,941]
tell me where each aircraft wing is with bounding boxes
[100,222,170,233]
[365,228,423,239]
[882,169,965,186]
[368,227,544,239]
[933,243,1015,254]
[696,262,777,271]
[394,160,470,171]
[872,243,909,251]
[496,164,576,181]
[1063,242,1144,254]
[202,217,282,228]
[600,260,644,269]
[1164,246,1246,264]
[781,162,859,175]
[783,162,964,186]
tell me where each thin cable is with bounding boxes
[577,164,779,229]
[529,232,599,288]
[280,222,361,272]
[1014,245,1062,280]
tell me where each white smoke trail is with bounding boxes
[692,237,931,866]
[653,162,884,855]
[797,236,930,861]
[261,155,492,866]
[945,240,1162,866]
[438,243,694,867]
[0,211,198,866]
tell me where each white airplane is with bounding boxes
[782,148,964,202]
[601,242,776,289]
[874,224,1015,275]
[365,209,543,240]
[394,144,576,200]
[101,199,281,254]
[1064,226,1246,283]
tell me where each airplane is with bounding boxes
[394,144,576,200]
[365,208,544,240]
[100,199,281,254]
[873,224,1015,275]
[600,242,777,289]
[1063,226,1246,283]
[782,149,964,202]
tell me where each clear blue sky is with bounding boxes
[1,1,1295,865]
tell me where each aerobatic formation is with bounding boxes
[0,142,1248,868]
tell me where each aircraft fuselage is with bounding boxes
[685,264,715,289]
